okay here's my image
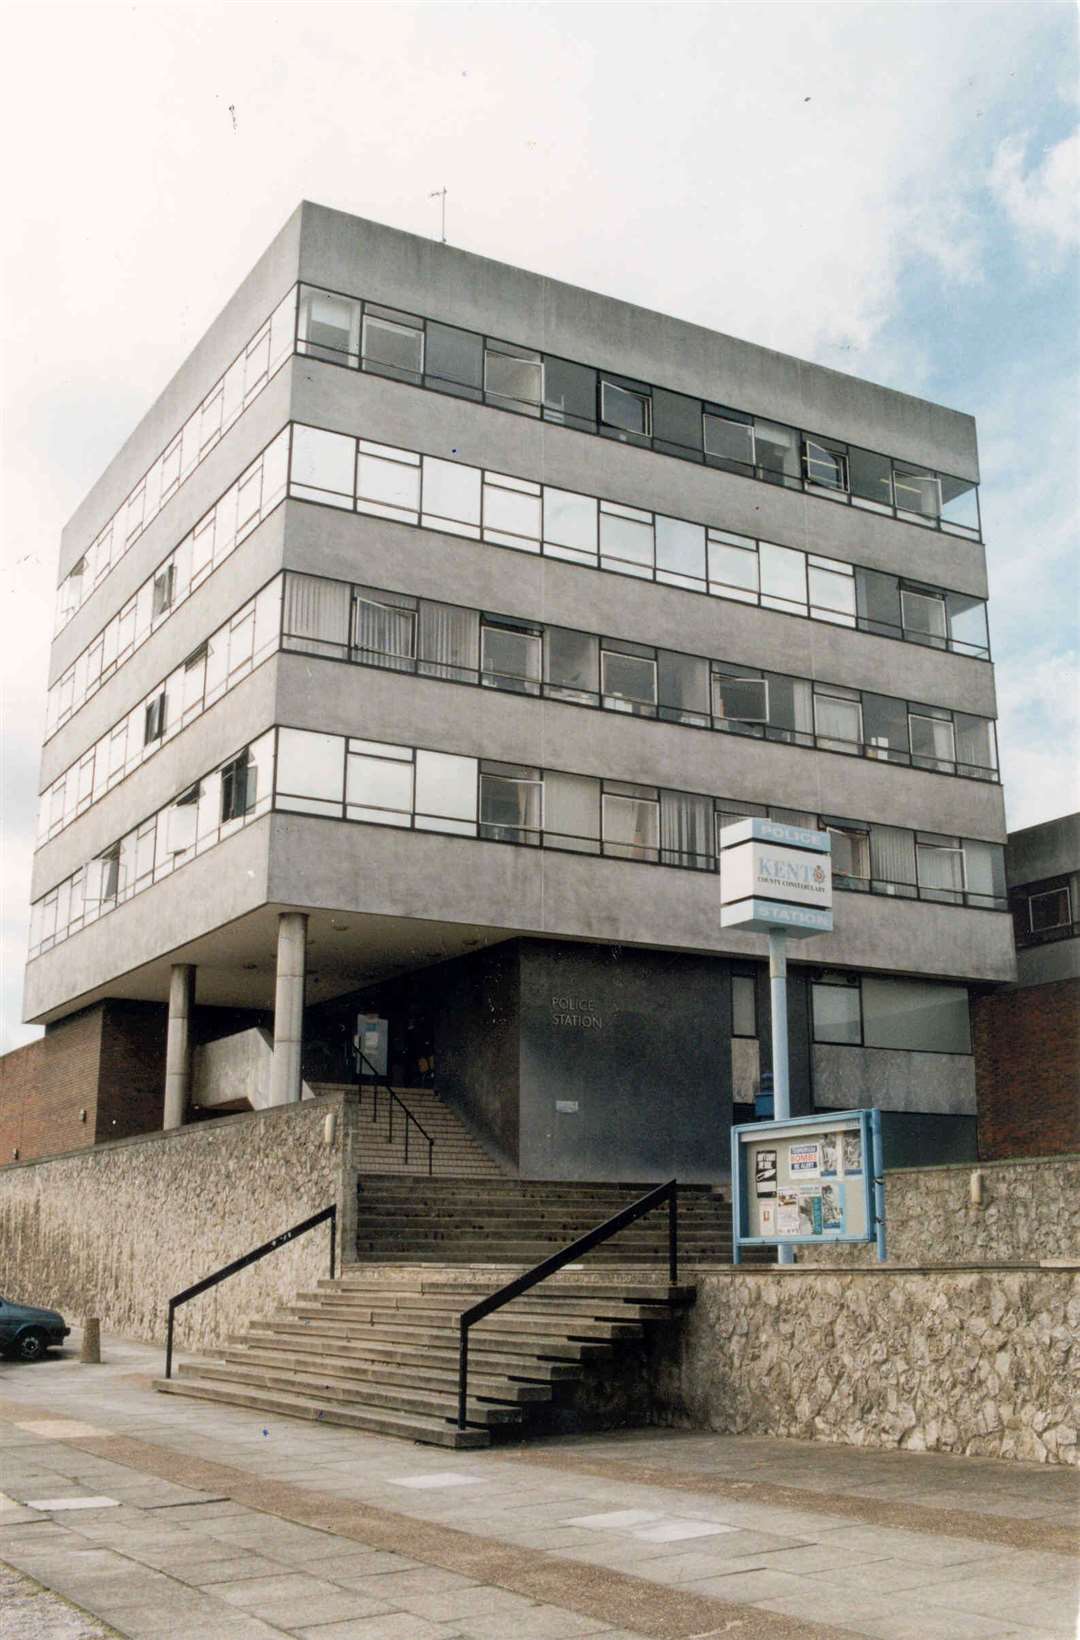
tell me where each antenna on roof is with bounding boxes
[428,187,448,244]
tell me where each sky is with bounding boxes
[1,0,1077,1052]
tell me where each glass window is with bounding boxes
[144,692,166,745]
[600,377,651,439]
[849,446,893,509]
[917,837,965,902]
[356,439,421,522]
[940,475,980,536]
[1029,886,1070,932]
[760,540,807,612]
[424,322,483,399]
[544,626,599,703]
[275,728,344,817]
[708,530,758,601]
[361,309,423,383]
[763,673,814,744]
[713,673,768,724]
[152,564,175,617]
[601,648,657,713]
[283,573,351,659]
[826,824,870,886]
[703,408,754,472]
[855,567,902,637]
[658,650,710,725]
[480,762,542,845]
[485,341,542,412]
[893,463,941,522]
[660,789,713,870]
[803,436,849,492]
[422,457,481,533]
[417,601,479,683]
[808,557,856,625]
[946,592,990,658]
[812,980,861,1044]
[814,688,862,751]
[353,591,416,670]
[871,823,917,896]
[755,420,801,486]
[482,472,541,547]
[909,711,956,772]
[655,515,706,587]
[290,425,355,508]
[963,840,1006,906]
[902,587,947,647]
[862,978,971,1053]
[167,786,200,855]
[956,716,998,778]
[543,356,596,432]
[652,388,703,458]
[603,784,659,861]
[414,750,478,832]
[221,750,257,822]
[298,287,361,364]
[346,744,413,825]
[732,974,757,1038]
[862,692,910,764]
[481,621,541,694]
[543,770,600,853]
[543,487,598,561]
[599,502,654,574]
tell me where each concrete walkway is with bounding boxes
[0,1330,1076,1640]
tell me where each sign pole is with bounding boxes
[768,926,794,1265]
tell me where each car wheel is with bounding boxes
[15,1328,48,1363]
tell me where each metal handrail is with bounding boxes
[164,1204,336,1379]
[456,1178,677,1429]
[356,1048,434,1176]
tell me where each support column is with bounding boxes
[270,912,307,1106]
[768,927,794,1266]
[163,964,195,1130]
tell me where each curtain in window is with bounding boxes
[962,840,1005,902]
[660,790,713,870]
[354,597,415,670]
[544,772,600,852]
[955,714,996,773]
[418,602,479,682]
[283,574,350,657]
[917,844,964,895]
[870,824,917,891]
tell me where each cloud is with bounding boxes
[996,651,1080,831]
[988,129,1080,262]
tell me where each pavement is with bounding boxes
[0,1329,1076,1640]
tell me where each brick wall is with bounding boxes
[974,977,1080,1160]
[97,1002,167,1142]
[0,1039,48,1164]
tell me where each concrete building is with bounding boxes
[974,812,1080,1160]
[13,202,1015,1177]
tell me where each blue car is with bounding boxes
[0,1296,70,1361]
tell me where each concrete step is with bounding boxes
[153,1376,490,1448]
[300,1291,686,1322]
[324,1279,696,1303]
[226,1331,584,1382]
[176,1361,523,1427]
[243,1317,612,1361]
[221,1345,555,1402]
[281,1303,645,1341]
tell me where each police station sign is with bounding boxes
[719,818,833,937]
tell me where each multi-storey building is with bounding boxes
[16,202,1015,1178]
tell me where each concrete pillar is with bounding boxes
[163,964,195,1130]
[270,912,308,1106]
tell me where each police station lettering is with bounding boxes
[550,995,603,1029]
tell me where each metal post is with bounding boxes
[329,1208,337,1281]
[871,1109,887,1263]
[165,1301,175,1379]
[668,1187,678,1284]
[768,926,794,1266]
[457,1324,469,1430]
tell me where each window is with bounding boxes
[353,591,416,670]
[940,475,980,536]
[298,287,361,364]
[893,464,941,521]
[946,592,990,658]
[703,408,754,471]
[1028,885,1071,933]
[901,587,947,647]
[361,306,423,383]
[600,377,651,440]
[909,711,956,772]
[602,784,659,861]
[713,672,768,725]
[144,692,166,746]
[413,750,478,834]
[543,771,600,853]
[182,644,208,715]
[754,421,801,486]
[760,541,807,613]
[284,573,352,659]
[346,740,413,826]
[814,687,862,752]
[963,840,1006,908]
[480,762,542,845]
[543,487,597,562]
[422,322,482,400]
[652,388,704,459]
[916,835,965,902]
[485,341,542,412]
[731,974,757,1038]
[168,786,199,854]
[417,601,479,683]
[481,621,541,694]
[601,646,657,714]
[803,437,849,492]
[275,728,344,817]
[660,789,713,870]
[221,749,256,822]
[482,472,541,548]
[862,693,910,764]
[658,650,710,726]
[954,715,997,780]
[655,515,706,588]
[356,440,420,522]
[862,978,971,1053]
[812,977,861,1044]
[826,823,870,888]
[544,626,599,703]
[152,564,175,617]
[599,501,654,575]
[849,447,893,510]
[856,567,903,637]
[290,425,355,508]
[543,356,596,432]
[422,457,481,535]
[808,556,856,625]
[870,823,917,897]
[708,530,758,602]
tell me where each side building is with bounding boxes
[6,203,1015,1178]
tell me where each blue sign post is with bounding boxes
[731,1108,886,1263]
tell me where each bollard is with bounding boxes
[80,1318,101,1364]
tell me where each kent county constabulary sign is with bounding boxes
[719,818,833,936]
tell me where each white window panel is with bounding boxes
[415,749,477,824]
[483,474,542,545]
[290,425,355,508]
[347,753,414,821]
[422,457,481,534]
[760,540,807,611]
[599,504,654,570]
[276,729,344,812]
[543,487,598,560]
[356,442,421,522]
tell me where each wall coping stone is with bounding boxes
[884,1152,1079,1175]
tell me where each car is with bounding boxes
[0,1296,70,1361]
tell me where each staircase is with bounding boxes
[154,1271,694,1449]
[308,1084,508,1177]
[356,1176,736,1264]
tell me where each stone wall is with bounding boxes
[651,1266,1078,1465]
[0,1093,360,1354]
[794,1153,1079,1266]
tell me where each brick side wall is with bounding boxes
[974,977,1080,1160]
[0,1039,47,1164]
[0,1010,106,1164]
[97,1002,168,1141]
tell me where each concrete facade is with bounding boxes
[17,202,1013,1170]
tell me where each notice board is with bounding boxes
[731,1108,885,1260]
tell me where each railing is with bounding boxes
[356,1049,434,1176]
[164,1204,336,1379]
[456,1178,677,1429]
